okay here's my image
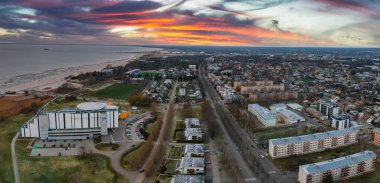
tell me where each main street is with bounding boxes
[199,64,293,183]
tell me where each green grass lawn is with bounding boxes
[92,83,140,100]
[168,146,182,159]
[0,112,35,183]
[252,126,318,146]
[16,140,124,183]
[157,175,173,183]
[164,160,179,174]
[121,142,145,171]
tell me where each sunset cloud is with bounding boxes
[0,0,379,46]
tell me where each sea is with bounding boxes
[0,44,158,89]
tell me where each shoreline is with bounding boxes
[0,52,151,94]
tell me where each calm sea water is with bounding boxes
[0,44,157,87]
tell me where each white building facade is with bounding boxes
[269,127,360,158]
[331,114,351,130]
[298,151,376,183]
[318,99,339,118]
[248,104,276,126]
[20,102,119,140]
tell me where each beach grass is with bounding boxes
[92,83,140,100]
[0,112,35,183]
[16,140,125,183]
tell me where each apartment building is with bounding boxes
[331,114,351,130]
[318,99,339,118]
[298,151,376,183]
[371,128,380,146]
[306,107,328,120]
[248,104,276,126]
[269,127,360,158]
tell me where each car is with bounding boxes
[138,169,144,173]
[260,155,265,159]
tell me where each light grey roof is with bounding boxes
[301,151,376,174]
[171,175,205,183]
[178,157,205,168]
[248,104,276,120]
[185,128,202,137]
[270,126,360,146]
[184,144,205,153]
[185,118,200,128]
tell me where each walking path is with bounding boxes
[11,132,20,183]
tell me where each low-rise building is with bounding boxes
[269,127,360,158]
[248,104,276,126]
[183,144,205,157]
[184,128,203,141]
[185,118,201,128]
[277,109,306,123]
[331,114,351,130]
[306,107,328,120]
[298,151,376,183]
[170,175,204,183]
[177,157,205,174]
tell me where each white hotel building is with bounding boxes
[20,102,119,140]
[298,151,376,183]
[269,126,360,158]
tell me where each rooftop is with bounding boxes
[301,151,376,174]
[184,144,205,153]
[185,128,202,137]
[171,175,205,183]
[270,126,360,145]
[185,118,200,128]
[248,104,276,120]
[178,157,205,169]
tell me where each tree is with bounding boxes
[150,102,158,116]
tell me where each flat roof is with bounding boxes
[301,151,376,174]
[77,102,106,111]
[270,126,360,146]
[278,109,305,122]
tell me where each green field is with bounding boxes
[92,83,140,100]
[252,126,318,146]
[164,160,179,174]
[16,140,124,183]
[0,113,35,183]
[168,146,182,159]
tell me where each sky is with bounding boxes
[0,0,379,47]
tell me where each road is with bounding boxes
[199,66,258,182]
[199,64,293,183]
[11,132,21,183]
[134,81,178,183]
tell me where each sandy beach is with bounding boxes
[0,53,146,94]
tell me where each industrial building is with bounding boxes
[298,151,376,183]
[269,127,360,158]
[331,114,351,130]
[318,99,339,118]
[20,102,119,140]
[248,104,276,126]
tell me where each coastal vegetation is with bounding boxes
[0,112,35,183]
[16,140,124,183]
